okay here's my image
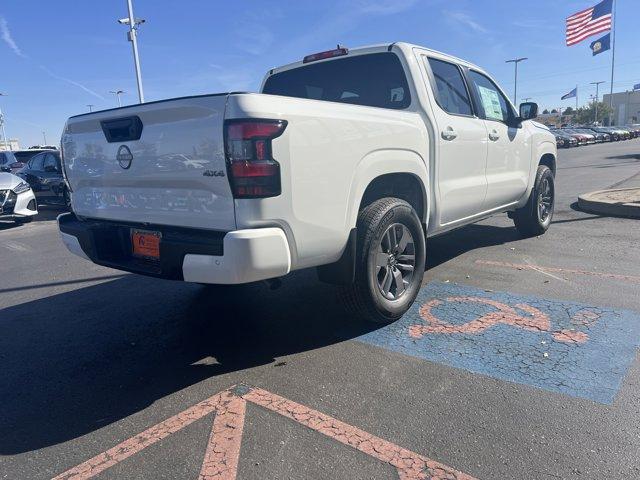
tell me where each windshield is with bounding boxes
[0,151,17,165]
[13,150,45,162]
[263,52,411,110]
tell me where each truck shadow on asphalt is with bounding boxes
[0,223,520,455]
[0,270,379,455]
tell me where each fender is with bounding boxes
[345,148,430,230]
[517,137,556,208]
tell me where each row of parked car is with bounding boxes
[0,147,68,224]
[551,125,640,148]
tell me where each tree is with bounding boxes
[542,109,550,114]
[551,109,558,114]
[572,102,613,125]
[563,106,574,115]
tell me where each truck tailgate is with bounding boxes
[61,94,235,231]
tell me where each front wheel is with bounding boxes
[340,197,426,324]
[513,165,555,237]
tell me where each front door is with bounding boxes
[423,56,488,226]
[467,70,531,210]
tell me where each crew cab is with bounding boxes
[58,43,556,323]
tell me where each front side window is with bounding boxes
[263,52,411,110]
[468,71,513,123]
[426,57,473,116]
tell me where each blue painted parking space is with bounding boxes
[358,282,640,404]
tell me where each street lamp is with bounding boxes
[109,90,125,107]
[87,104,94,112]
[505,57,528,106]
[117,0,145,103]
[42,131,47,145]
[590,81,605,124]
[0,93,8,151]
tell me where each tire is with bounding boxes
[340,197,426,324]
[15,216,32,224]
[513,165,554,237]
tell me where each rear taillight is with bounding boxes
[224,119,287,199]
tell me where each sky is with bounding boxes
[1,0,638,147]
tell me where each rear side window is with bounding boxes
[263,52,411,110]
[426,58,472,116]
[29,153,45,171]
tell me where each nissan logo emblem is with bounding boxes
[117,145,133,169]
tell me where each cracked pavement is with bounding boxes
[2,139,640,479]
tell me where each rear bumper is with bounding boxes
[57,213,291,284]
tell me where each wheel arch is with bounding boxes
[539,152,556,176]
[347,149,430,229]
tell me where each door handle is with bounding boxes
[489,130,500,141]
[441,127,458,141]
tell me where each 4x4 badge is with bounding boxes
[116,145,133,169]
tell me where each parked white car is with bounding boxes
[58,43,556,323]
[0,172,38,223]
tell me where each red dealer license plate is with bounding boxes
[131,229,161,259]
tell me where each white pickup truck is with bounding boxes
[58,43,556,323]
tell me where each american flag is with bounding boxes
[566,0,613,47]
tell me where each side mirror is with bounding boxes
[519,102,538,120]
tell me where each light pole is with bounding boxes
[109,90,125,107]
[590,81,605,124]
[118,0,145,103]
[87,104,94,112]
[505,57,528,106]
[0,93,8,151]
[42,131,47,145]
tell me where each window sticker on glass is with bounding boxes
[478,85,503,121]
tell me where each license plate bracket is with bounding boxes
[131,229,161,260]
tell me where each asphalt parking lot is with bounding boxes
[2,140,640,480]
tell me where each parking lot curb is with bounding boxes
[578,188,640,219]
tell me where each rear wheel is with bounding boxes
[340,197,426,324]
[513,165,554,237]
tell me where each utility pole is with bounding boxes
[590,81,605,124]
[0,93,8,151]
[118,0,146,103]
[505,57,528,105]
[87,104,94,112]
[42,131,47,145]
[109,90,125,107]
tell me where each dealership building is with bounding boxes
[603,90,640,125]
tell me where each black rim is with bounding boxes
[374,223,415,300]
[537,177,553,223]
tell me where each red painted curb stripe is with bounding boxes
[243,387,475,480]
[199,392,246,480]
[475,260,640,284]
[53,385,475,480]
[52,391,228,480]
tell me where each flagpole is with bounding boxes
[576,85,578,111]
[609,0,616,122]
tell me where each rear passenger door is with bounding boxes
[22,153,46,200]
[424,57,488,225]
[467,70,531,210]
[41,152,64,204]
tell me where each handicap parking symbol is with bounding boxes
[358,282,640,404]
